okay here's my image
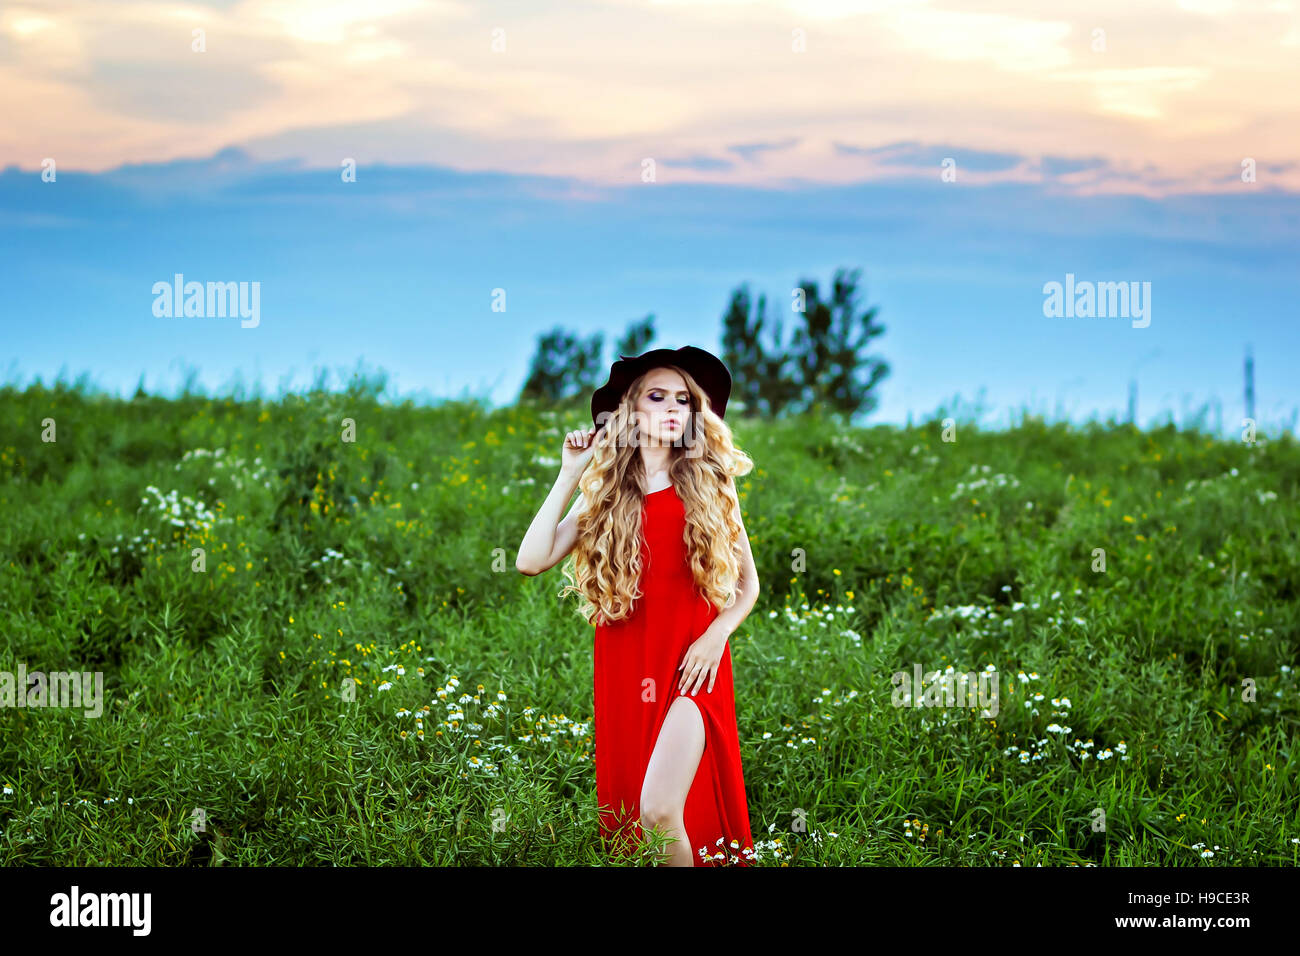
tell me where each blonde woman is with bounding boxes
[516,346,759,866]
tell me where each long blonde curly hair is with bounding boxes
[558,365,754,627]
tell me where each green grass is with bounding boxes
[1,376,1297,865]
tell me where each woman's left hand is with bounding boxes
[678,626,728,696]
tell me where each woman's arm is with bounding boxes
[516,470,586,576]
[517,425,598,576]
[707,498,760,638]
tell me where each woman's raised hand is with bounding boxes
[561,425,599,476]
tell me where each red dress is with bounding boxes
[592,483,755,866]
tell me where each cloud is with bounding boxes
[1038,155,1109,177]
[100,144,311,193]
[244,0,447,44]
[885,7,1074,72]
[1046,66,1211,120]
[834,140,1023,173]
[660,154,736,171]
[88,59,279,123]
[727,138,801,163]
[0,0,1295,196]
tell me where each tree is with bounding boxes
[614,314,655,359]
[518,315,657,403]
[518,326,605,403]
[722,268,888,421]
[721,287,800,419]
[790,268,888,419]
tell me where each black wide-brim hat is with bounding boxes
[591,345,732,429]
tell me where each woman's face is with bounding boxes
[633,369,691,446]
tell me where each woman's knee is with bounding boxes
[639,801,679,832]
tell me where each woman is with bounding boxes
[516,346,760,866]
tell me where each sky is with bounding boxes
[2,0,1298,432]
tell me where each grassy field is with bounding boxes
[1,375,1297,865]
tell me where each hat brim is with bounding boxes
[591,346,731,428]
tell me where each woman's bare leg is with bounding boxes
[639,695,706,867]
